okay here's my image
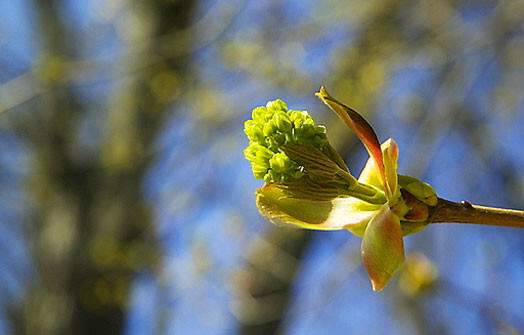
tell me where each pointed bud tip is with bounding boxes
[371,280,385,292]
[370,253,405,292]
[315,86,329,99]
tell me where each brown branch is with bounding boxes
[429,198,524,229]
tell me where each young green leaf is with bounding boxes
[361,204,405,291]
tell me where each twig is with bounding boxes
[429,198,524,229]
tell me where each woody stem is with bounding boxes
[429,198,524,228]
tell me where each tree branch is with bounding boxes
[430,198,524,229]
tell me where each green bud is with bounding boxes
[398,175,438,206]
[285,132,296,145]
[244,144,263,162]
[251,107,267,123]
[315,125,327,134]
[273,113,292,132]
[265,137,279,152]
[298,123,316,138]
[255,146,273,165]
[311,134,327,148]
[244,99,331,183]
[252,163,269,179]
[266,99,287,113]
[244,120,264,142]
[263,120,277,136]
[270,152,291,173]
[243,147,257,163]
[244,119,257,128]
[288,110,307,122]
[293,117,304,129]
[273,133,286,144]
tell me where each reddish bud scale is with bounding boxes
[400,189,432,222]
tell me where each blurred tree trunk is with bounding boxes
[236,229,311,335]
[15,1,196,334]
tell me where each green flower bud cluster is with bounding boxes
[244,99,328,183]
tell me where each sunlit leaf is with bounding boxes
[256,184,380,231]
